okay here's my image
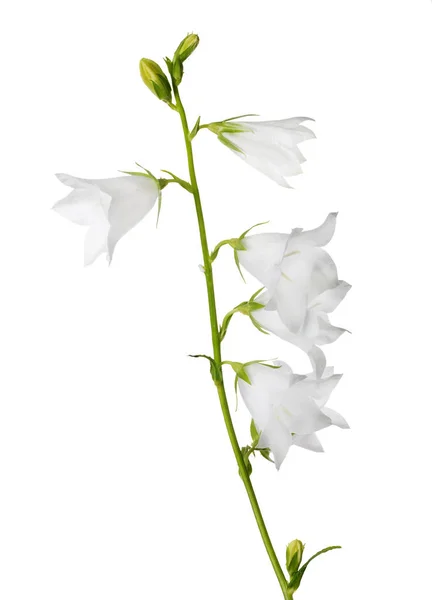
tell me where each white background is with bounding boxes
[1,1,431,599]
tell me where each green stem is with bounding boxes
[172,82,289,600]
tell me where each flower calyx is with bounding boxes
[219,288,268,342]
[210,221,269,281]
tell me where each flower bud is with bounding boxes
[286,539,304,577]
[139,58,172,103]
[171,34,199,85]
[175,33,200,63]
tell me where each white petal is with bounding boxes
[307,346,327,378]
[322,407,350,429]
[238,233,288,289]
[290,213,338,248]
[238,361,293,434]
[312,280,352,313]
[314,315,347,345]
[293,432,324,452]
[53,184,110,226]
[105,176,159,260]
[55,173,89,189]
[243,121,314,150]
[306,251,339,301]
[253,303,305,346]
[84,221,110,266]
[259,416,293,470]
[281,391,332,434]
[301,373,343,408]
[274,277,308,333]
[281,246,338,304]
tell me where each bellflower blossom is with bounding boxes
[208,117,315,187]
[53,174,159,265]
[237,213,345,335]
[237,360,346,469]
[251,281,351,377]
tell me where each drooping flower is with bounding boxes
[291,367,349,455]
[237,213,346,336]
[237,360,346,469]
[53,173,160,265]
[207,117,315,187]
[251,281,351,377]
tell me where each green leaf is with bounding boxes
[241,446,253,476]
[189,116,201,140]
[189,354,221,383]
[288,546,342,593]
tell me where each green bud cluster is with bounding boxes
[139,33,199,106]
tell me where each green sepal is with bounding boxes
[118,170,150,177]
[239,221,270,241]
[219,297,266,342]
[250,420,273,463]
[189,116,201,140]
[216,134,244,154]
[234,250,246,282]
[189,354,222,384]
[222,113,259,122]
[223,361,251,385]
[210,237,245,263]
[208,121,253,136]
[250,420,260,444]
[232,222,269,282]
[131,166,162,226]
[250,315,270,336]
[287,545,342,594]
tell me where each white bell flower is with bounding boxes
[53,173,160,265]
[238,360,346,469]
[252,280,351,377]
[237,213,344,335]
[208,117,315,187]
[291,367,349,455]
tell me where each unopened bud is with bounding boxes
[139,58,172,103]
[171,34,200,85]
[175,33,200,63]
[286,539,304,577]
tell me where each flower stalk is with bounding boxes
[171,77,291,599]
